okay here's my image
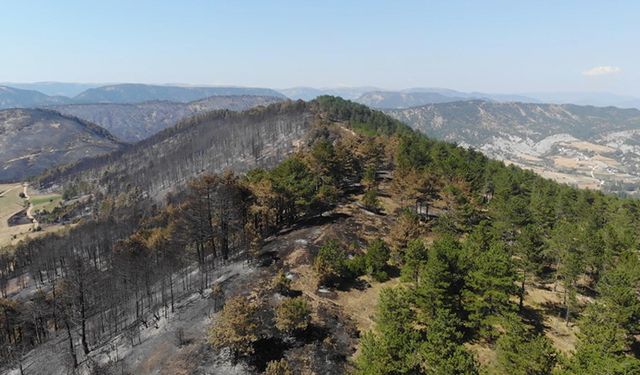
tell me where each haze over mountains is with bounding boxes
[279,86,640,110]
[3,82,640,110]
[0,83,285,109]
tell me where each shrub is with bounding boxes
[275,297,311,334]
[264,359,294,375]
[208,296,259,358]
[362,189,380,211]
[271,270,292,295]
[364,239,390,277]
[314,240,348,286]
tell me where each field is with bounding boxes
[0,183,64,250]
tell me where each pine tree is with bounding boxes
[415,236,466,323]
[314,240,348,286]
[496,316,557,375]
[418,308,478,375]
[514,224,545,310]
[559,302,640,374]
[597,251,640,339]
[463,241,517,337]
[355,287,420,374]
[401,239,428,284]
[388,210,421,264]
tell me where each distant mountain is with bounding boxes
[523,92,640,110]
[386,100,640,193]
[403,87,538,103]
[73,84,286,104]
[0,108,123,182]
[0,82,101,97]
[355,91,465,108]
[355,88,539,109]
[51,95,284,142]
[0,86,71,109]
[279,87,379,101]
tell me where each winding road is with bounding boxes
[22,183,39,230]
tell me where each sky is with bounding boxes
[1,0,638,96]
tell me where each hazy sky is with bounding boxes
[1,0,638,95]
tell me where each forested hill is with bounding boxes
[39,100,315,196]
[4,97,640,374]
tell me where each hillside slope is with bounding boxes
[39,100,314,196]
[386,100,640,194]
[0,108,122,181]
[51,95,284,142]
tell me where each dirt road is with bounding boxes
[22,183,39,230]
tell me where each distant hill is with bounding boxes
[73,84,286,104]
[355,91,466,108]
[51,95,284,142]
[386,100,640,193]
[355,88,538,109]
[0,108,123,182]
[0,86,71,109]
[279,87,379,101]
[0,82,101,97]
[523,92,640,110]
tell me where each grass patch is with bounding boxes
[30,194,63,212]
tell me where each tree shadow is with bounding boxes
[335,277,370,292]
[629,340,640,358]
[257,250,280,267]
[250,337,291,372]
[576,284,598,299]
[519,305,547,334]
[296,324,329,345]
[282,289,303,298]
[278,212,351,236]
[539,301,576,322]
